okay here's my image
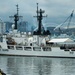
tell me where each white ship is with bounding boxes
[0,4,75,58]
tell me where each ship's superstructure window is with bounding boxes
[43,47,51,51]
[30,43,32,46]
[64,49,69,51]
[33,47,41,51]
[7,45,14,50]
[24,47,31,51]
[16,46,23,50]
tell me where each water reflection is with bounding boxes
[0,56,75,75]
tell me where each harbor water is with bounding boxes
[0,56,75,75]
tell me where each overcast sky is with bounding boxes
[0,0,75,26]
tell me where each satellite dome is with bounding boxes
[12,24,15,29]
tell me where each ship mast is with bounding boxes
[16,4,19,15]
[33,3,50,35]
[9,4,22,29]
[38,9,46,35]
[36,3,39,21]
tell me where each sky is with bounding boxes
[0,0,75,27]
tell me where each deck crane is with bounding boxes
[54,10,74,33]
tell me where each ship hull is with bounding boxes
[0,47,75,58]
